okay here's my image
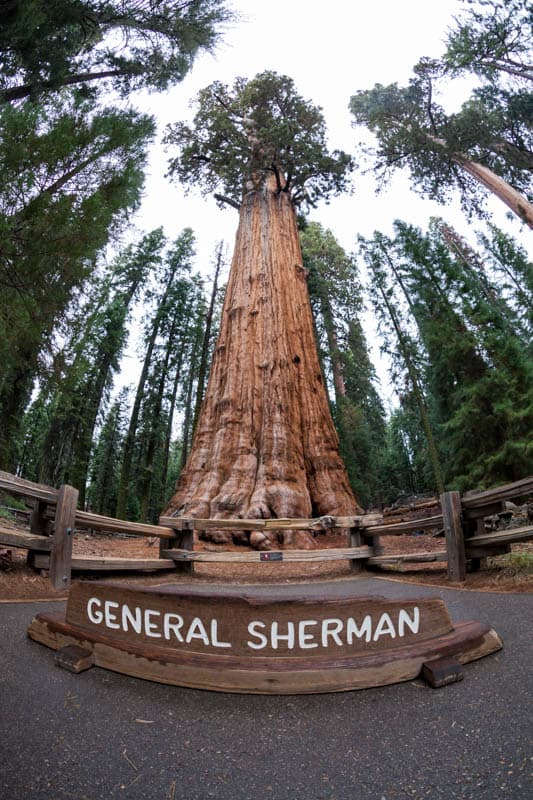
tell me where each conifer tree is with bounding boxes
[360,233,445,495]
[0,0,233,103]
[0,98,154,470]
[33,230,164,500]
[300,222,387,507]
[87,389,129,516]
[115,229,198,520]
[371,220,533,490]
[477,224,533,343]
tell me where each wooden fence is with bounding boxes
[1,470,531,588]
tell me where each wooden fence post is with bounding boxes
[27,499,51,568]
[49,484,78,590]
[348,526,368,572]
[160,521,194,574]
[441,491,466,582]
[30,500,48,535]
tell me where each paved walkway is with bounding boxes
[1,577,531,800]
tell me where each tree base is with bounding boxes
[28,580,502,694]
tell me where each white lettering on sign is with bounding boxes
[270,621,295,650]
[87,597,103,624]
[247,621,268,650]
[373,612,396,641]
[322,618,344,647]
[185,616,210,646]
[299,620,319,649]
[104,600,120,629]
[210,619,231,648]
[85,599,421,651]
[144,609,162,638]
[85,598,229,648]
[163,613,184,641]
[244,608,420,650]
[346,615,372,643]
[122,605,142,634]
[398,606,420,636]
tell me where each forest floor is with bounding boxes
[1,510,531,601]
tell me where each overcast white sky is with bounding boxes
[121,0,529,400]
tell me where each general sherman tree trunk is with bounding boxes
[165,179,359,545]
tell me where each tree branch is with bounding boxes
[426,78,439,135]
[1,69,126,103]
[271,163,282,192]
[214,193,240,210]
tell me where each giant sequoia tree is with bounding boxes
[164,71,358,547]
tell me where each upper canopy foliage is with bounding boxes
[349,0,532,220]
[441,0,532,83]
[165,71,353,208]
[0,0,233,102]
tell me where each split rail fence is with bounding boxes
[0,470,531,589]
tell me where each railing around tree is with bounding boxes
[0,470,531,589]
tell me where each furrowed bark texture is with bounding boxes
[165,183,358,539]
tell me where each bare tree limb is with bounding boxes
[214,193,240,210]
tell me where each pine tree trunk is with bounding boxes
[178,322,203,473]
[115,336,156,520]
[115,275,176,519]
[158,324,191,509]
[319,291,347,404]
[192,243,223,435]
[165,181,358,545]
[376,284,445,497]
[138,331,176,522]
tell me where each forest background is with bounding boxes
[0,0,531,522]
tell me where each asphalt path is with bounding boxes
[1,576,531,800]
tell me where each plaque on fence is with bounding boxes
[28,580,502,694]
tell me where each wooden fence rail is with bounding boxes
[1,470,532,587]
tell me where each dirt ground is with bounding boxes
[1,514,531,601]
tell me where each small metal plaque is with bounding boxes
[260,551,283,562]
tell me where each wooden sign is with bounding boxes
[65,582,451,658]
[28,580,502,694]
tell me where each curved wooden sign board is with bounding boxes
[28,581,502,694]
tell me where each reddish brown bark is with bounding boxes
[165,179,359,545]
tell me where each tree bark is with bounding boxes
[424,132,533,227]
[422,131,533,228]
[454,155,533,228]
[165,180,359,545]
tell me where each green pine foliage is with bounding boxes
[114,229,212,522]
[0,98,154,470]
[0,0,231,475]
[476,224,533,347]
[87,389,129,516]
[300,222,388,508]
[22,230,165,499]
[349,0,532,223]
[441,0,532,83]
[362,220,533,494]
[360,232,446,496]
[0,0,233,103]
